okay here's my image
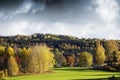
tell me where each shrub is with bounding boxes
[93,65,117,72]
[0,70,8,80]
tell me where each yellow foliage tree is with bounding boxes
[6,46,19,76]
[104,40,119,65]
[20,47,30,56]
[7,56,19,76]
[95,41,106,66]
[78,52,93,67]
[0,46,5,55]
[6,47,14,57]
[19,47,30,72]
[28,45,55,73]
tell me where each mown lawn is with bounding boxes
[9,67,120,80]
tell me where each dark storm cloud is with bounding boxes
[0,0,21,4]
[0,0,96,23]
[0,0,22,8]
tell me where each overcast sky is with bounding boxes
[0,0,120,39]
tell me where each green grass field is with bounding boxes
[9,67,120,80]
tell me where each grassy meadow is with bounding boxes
[9,67,120,80]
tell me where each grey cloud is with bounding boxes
[0,0,120,39]
[0,0,96,23]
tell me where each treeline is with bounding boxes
[0,33,113,53]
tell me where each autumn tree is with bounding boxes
[0,46,5,55]
[6,46,14,57]
[7,56,19,76]
[28,45,55,73]
[78,52,93,67]
[112,51,120,63]
[0,46,7,70]
[104,40,119,65]
[95,41,106,66]
[18,47,30,73]
[6,46,19,76]
[54,50,66,67]
[67,56,74,67]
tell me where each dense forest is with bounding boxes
[0,33,116,53]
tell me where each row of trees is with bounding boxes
[0,45,55,77]
[0,41,105,77]
[54,40,120,70]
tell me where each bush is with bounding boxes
[111,63,120,71]
[109,67,116,71]
[101,66,113,71]
[93,65,117,72]
[0,70,8,80]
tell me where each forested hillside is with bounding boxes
[0,33,114,54]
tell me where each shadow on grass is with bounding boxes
[71,77,120,80]
[71,78,108,80]
[54,67,120,75]
[54,67,91,72]
[86,73,120,76]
